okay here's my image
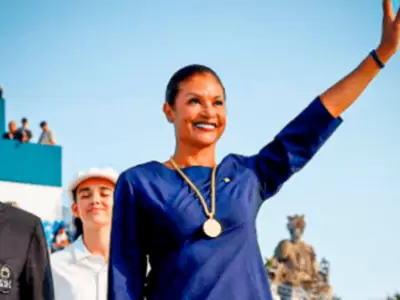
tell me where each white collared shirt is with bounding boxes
[51,236,108,300]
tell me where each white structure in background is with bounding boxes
[62,205,73,223]
[0,181,63,221]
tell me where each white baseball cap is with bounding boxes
[68,167,119,202]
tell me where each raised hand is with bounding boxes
[377,0,400,62]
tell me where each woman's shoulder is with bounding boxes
[116,161,170,191]
[221,153,252,170]
[124,160,161,172]
[120,161,163,180]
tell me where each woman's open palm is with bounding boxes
[380,0,400,54]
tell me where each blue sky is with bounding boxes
[1,1,400,298]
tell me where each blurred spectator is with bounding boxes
[38,121,56,145]
[20,130,30,143]
[52,226,71,252]
[42,220,66,249]
[17,117,33,142]
[2,120,22,140]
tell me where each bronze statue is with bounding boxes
[265,215,333,299]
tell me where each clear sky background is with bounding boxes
[1,1,400,299]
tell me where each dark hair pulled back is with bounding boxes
[72,190,83,240]
[165,64,225,106]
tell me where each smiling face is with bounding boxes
[163,72,227,149]
[72,177,115,231]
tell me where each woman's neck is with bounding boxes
[82,226,110,261]
[171,143,217,167]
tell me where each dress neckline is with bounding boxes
[150,160,214,171]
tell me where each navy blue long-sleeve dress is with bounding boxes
[108,97,342,300]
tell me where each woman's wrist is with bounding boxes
[375,44,396,65]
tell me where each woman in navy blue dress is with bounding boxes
[108,2,400,299]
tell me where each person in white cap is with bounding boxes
[50,167,119,300]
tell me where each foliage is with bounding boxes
[386,293,400,300]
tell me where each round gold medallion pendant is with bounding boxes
[203,218,222,238]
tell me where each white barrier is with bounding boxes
[0,180,62,221]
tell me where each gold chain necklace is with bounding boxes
[169,158,222,238]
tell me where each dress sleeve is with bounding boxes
[238,97,342,201]
[108,171,147,300]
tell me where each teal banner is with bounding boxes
[0,139,62,187]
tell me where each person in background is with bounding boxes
[51,168,118,300]
[2,121,21,141]
[20,130,29,143]
[0,201,55,299]
[17,117,33,142]
[38,121,56,145]
[51,226,71,253]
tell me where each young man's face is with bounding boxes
[72,177,115,230]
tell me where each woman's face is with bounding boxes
[163,72,226,149]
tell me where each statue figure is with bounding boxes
[265,215,333,299]
[272,215,318,286]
